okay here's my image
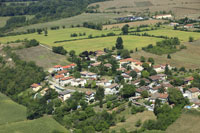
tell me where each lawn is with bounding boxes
[0,27,120,45]
[142,28,200,42]
[56,35,163,54]
[0,116,69,133]
[0,16,10,28]
[0,93,27,125]
[166,110,200,133]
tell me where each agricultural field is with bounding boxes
[0,93,27,125]
[142,28,200,42]
[56,35,163,54]
[90,0,200,19]
[166,110,200,133]
[110,110,156,132]
[0,116,69,133]
[11,13,125,33]
[131,39,200,69]
[15,45,70,69]
[0,27,121,45]
[0,16,10,28]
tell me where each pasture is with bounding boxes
[142,28,200,42]
[0,116,69,133]
[0,17,10,28]
[0,93,27,125]
[131,39,200,69]
[56,35,163,54]
[166,110,200,133]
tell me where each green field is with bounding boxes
[0,116,69,133]
[0,27,120,45]
[166,110,200,133]
[142,28,200,42]
[0,93,27,125]
[0,17,10,28]
[57,35,163,53]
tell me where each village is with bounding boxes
[30,49,200,112]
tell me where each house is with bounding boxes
[58,90,71,101]
[104,63,112,68]
[135,88,146,96]
[170,22,179,26]
[80,71,98,79]
[95,50,105,57]
[54,75,65,83]
[117,67,126,72]
[149,85,162,94]
[62,63,76,70]
[96,79,112,87]
[161,82,174,90]
[119,58,143,71]
[91,62,101,67]
[71,78,87,87]
[85,91,95,102]
[40,88,49,96]
[60,76,74,86]
[105,83,119,95]
[150,93,169,103]
[31,83,42,92]
[57,70,69,76]
[122,74,132,82]
[54,65,63,72]
[153,65,165,73]
[112,55,121,60]
[184,76,194,85]
[184,24,193,29]
[131,78,150,86]
[153,14,172,19]
[149,74,167,82]
[185,88,200,100]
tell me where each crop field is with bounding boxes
[0,93,27,125]
[11,13,124,33]
[142,28,200,42]
[166,110,200,133]
[90,0,200,19]
[0,116,69,133]
[56,35,163,54]
[131,39,200,69]
[0,27,121,45]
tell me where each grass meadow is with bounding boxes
[0,93,27,125]
[0,116,69,133]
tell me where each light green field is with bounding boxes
[0,116,69,133]
[0,93,27,125]
[0,27,120,45]
[142,29,200,42]
[57,36,163,53]
[0,17,10,28]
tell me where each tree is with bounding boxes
[74,71,81,78]
[140,56,146,62]
[189,36,194,42]
[122,24,129,35]
[52,46,67,55]
[116,37,124,49]
[69,50,76,57]
[158,87,165,93]
[120,84,136,98]
[167,54,171,59]
[148,57,154,65]
[44,29,48,36]
[141,90,149,98]
[120,49,130,59]
[37,29,42,34]
[135,119,142,127]
[130,70,137,79]
[141,70,150,78]
[95,87,105,108]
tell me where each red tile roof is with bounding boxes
[119,58,139,63]
[31,83,40,88]
[159,93,168,99]
[54,75,64,79]
[85,91,93,96]
[61,76,73,81]
[188,88,199,93]
[184,76,194,81]
[54,65,62,68]
[57,70,68,74]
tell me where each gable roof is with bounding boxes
[188,88,199,93]
[57,70,69,74]
[31,83,40,88]
[61,76,73,81]
[54,75,64,79]
[54,65,62,68]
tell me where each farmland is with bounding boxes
[166,110,200,133]
[131,39,200,69]
[0,93,26,125]
[0,116,69,133]
[90,0,200,19]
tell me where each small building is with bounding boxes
[184,76,194,85]
[80,71,98,79]
[184,24,193,29]
[153,14,172,19]
[53,75,65,83]
[122,74,132,82]
[40,88,49,96]
[91,62,101,67]
[96,79,112,87]
[105,83,119,95]
[53,65,63,72]
[57,70,69,76]
[170,22,179,26]
[60,76,74,86]
[58,90,71,101]
[85,91,95,102]
[62,63,76,70]
[150,93,169,103]
[71,78,87,87]
[153,64,165,73]
[104,63,112,68]
[31,83,42,92]
[185,88,200,100]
